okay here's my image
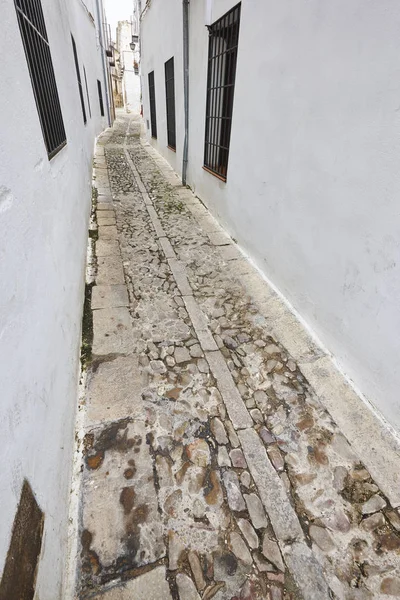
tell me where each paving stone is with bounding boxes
[93,567,172,599]
[362,494,387,515]
[217,446,231,467]
[168,531,185,570]
[230,448,247,468]
[96,239,120,257]
[188,551,206,591]
[381,577,400,595]
[225,420,240,448]
[237,518,259,549]
[97,255,125,285]
[189,343,203,358]
[244,493,268,529]
[222,470,246,512]
[211,417,229,445]
[267,446,285,472]
[361,512,385,531]
[92,307,133,356]
[176,573,201,600]
[240,471,251,489]
[92,285,129,309]
[197,358,210,373]
[386,510,400,532]
[174,346,191,363]
[309,525,335,553]
[229,531,252,565]
[262,536,285,571]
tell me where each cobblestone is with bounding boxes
[76,113,400,600]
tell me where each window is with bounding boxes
[204,3,241,181]
[97,80,104,117]
[71,35,86,124]
[15,0,66,159]
[164,57,176,150]
[83,66,91,119]
[148,71,157,138]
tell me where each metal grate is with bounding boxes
[15,0,67,159]
[97,80,104,116]
[83,66,91,119]
[203,3,241,181]
[71,35,86,124]
[148,70,157,138]
[164,57,176,150]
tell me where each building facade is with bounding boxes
[116,19,141,114]
[0,0,111,597]
[140,0,400,433]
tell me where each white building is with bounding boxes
[0,0,111,597]
[140,1,400,436]
[116,19,141,114]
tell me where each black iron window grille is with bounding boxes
[148,70,157,138]
[15,0,67,159]
[164,57,176,150]
[97,80,104,116]
[83,66,91,119]
[204,3,241,181]
[71,35,86,124]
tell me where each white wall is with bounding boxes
[141,0,184,173]
[118,21,141,114]
[0,0,108,597]
[141,0,400,432]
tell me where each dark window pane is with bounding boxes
[203,3,241,181]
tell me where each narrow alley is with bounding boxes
[73,113,400,600]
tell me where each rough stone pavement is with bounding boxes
[74,112,400,600]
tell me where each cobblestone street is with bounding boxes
[75,113,400,600]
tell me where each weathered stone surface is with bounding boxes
[92,285,129,309]
[223,470,246,512]
[176,573,201,600]
[237,519,258,549]
[229,531,252,565]
[381,577,400,595]
[188,551,206,591]
[94,567,172,599]
[217,446,231,467]
[361,512,385,531]
[187,439,210,467]
[244,493,268,529]
[168,531,185,570]
[86,355,142,423]
[174,346,191,364]
[230,448,247,468]
[92,307,133,356]
[362,494,387,515]
[262,536,284,571]
[211,418,229,444]
[309,525,335,553]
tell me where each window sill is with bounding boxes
[168,145,176,153]
[48,140,67,161]
[203,165,227,183]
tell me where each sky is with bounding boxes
[105,0,133,40]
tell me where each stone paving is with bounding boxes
[74,113,400,600]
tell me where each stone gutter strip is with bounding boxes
[239,428,331,599]
[123,146,253,431]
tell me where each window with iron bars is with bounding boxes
[164,57,176,150]
[203,3,241,181]
[97,80,104,117]
[148,71,157,138]
[71,35,87,124]
[15,0,67,159]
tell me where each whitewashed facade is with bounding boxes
[0,0,111,597]
[141,0,400,433]
[117,20,141,114]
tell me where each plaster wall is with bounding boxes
[0,0,108,596]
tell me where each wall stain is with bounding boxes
[0,479,44,600]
